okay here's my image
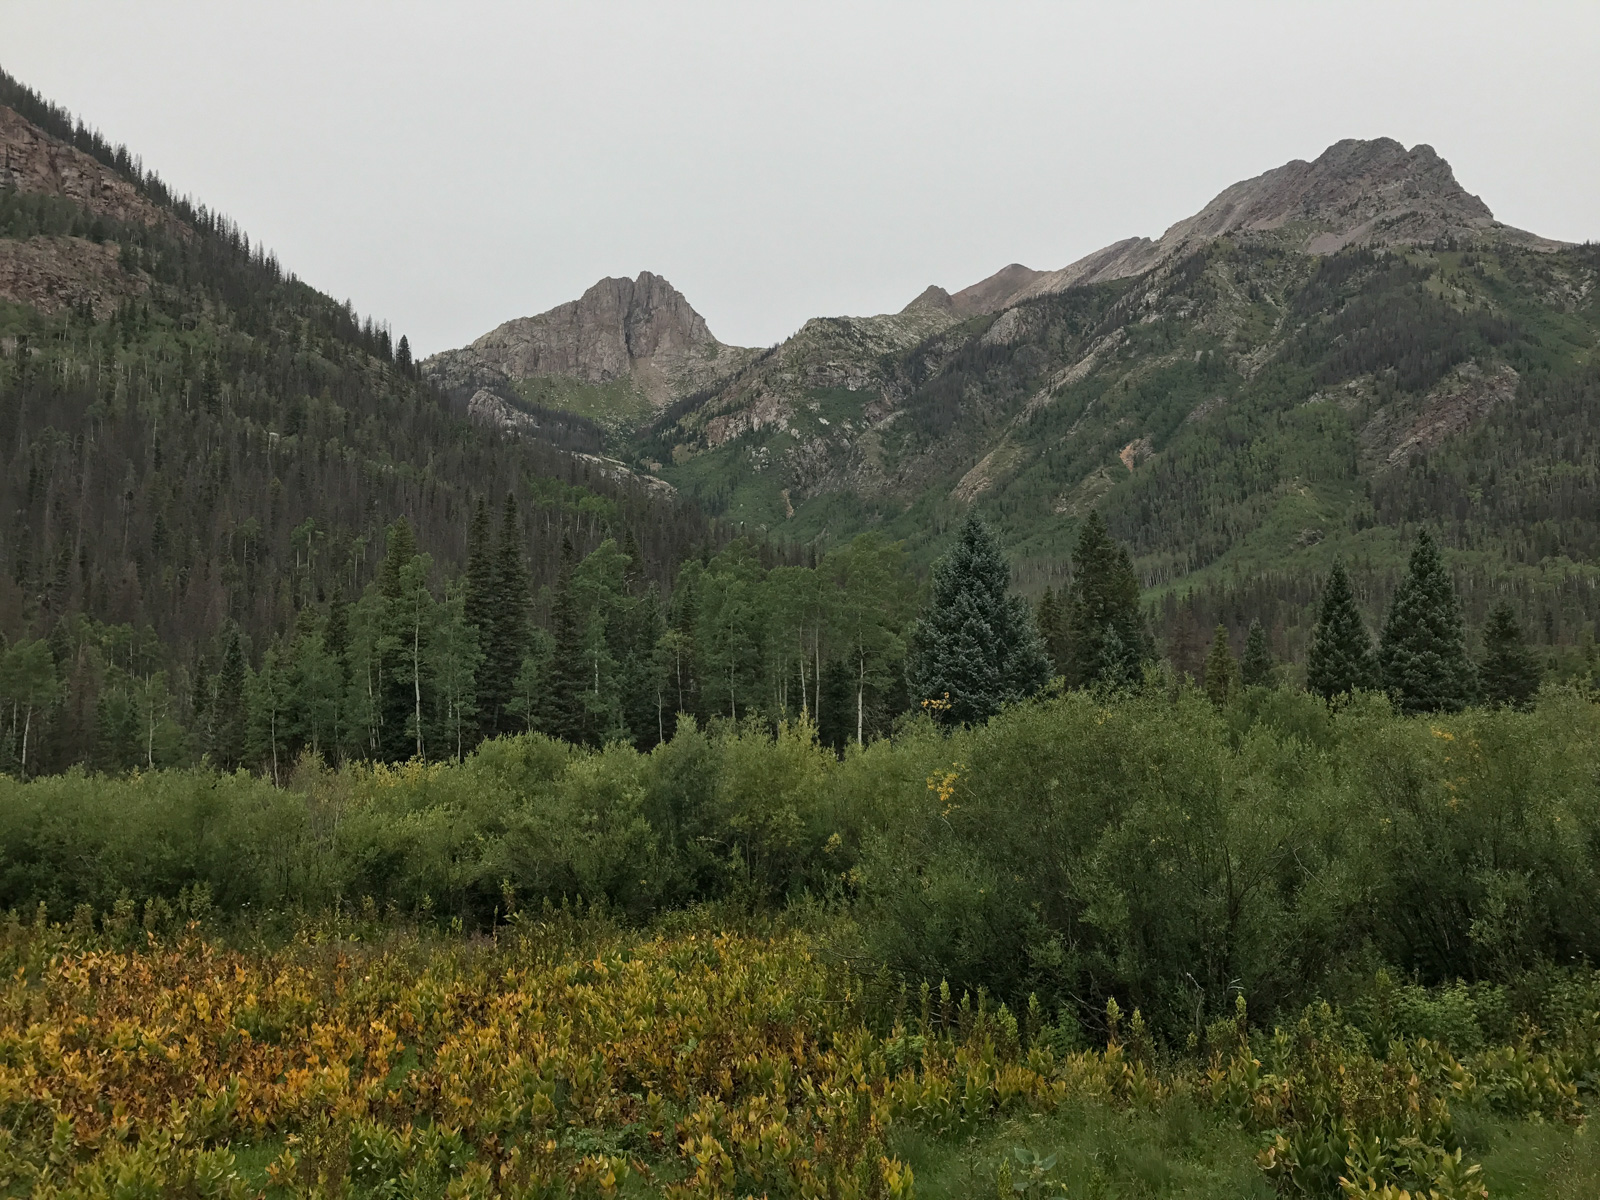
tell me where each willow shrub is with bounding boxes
[2,688,1599,1039]
[852,686,1600,1040]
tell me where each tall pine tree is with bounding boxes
[1306,559,1377,700]
[1203,624,1239,707]
[462,497,496,736]
[1477,600,1541,710]
[208,625,247,769]
[538,536,590,744]
[1240,617,1275,688]
[478,494,530,737]
[1378,530,1473,714]
[906,511,1050,727]
[1064,510,1149,689]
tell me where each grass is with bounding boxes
[888,1097,1273,1200]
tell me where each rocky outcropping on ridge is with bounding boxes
[423,271,753,412]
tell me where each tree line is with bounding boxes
[0,493,1556,778]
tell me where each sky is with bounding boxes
[2,2,1596,355]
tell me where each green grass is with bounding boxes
[888,1098,1273,1200]
[514,374,655,432]
[1465,1110,1600,1199]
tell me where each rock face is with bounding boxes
[0,106,172,316]
[423,272,752,413]
[0,235,146,318]
[0,106,174,230]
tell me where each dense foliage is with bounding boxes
[4,886,1600,1196]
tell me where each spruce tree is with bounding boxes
[1035,587,1070,677]
[1378,530,1473,714]
[1306,559,1377,700]
[463,498,493,638]
[209,624,247,769]
[1203,624,1239,707]
[1477,600,1541,710]
[1065,510,1148,689]
[538,537,590,743]
[1240,618,1275,688]
[479,494,530,736]
[906,511,1050,727]
[462,497,496,734]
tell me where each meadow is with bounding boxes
[4,683,1600,1194]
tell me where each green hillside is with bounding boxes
[639,239,1600,663]
[0,67,721,773]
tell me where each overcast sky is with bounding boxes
[3,2,1596,354]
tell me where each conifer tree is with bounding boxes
[538,537,589,744]
[1035,587,1070,676]
[1306,559,1377,700]
[906,511,1050,727]
[1477,600,1541,710]
[1203,624,1239,707]
[1378,530,1473,714]
[1064,510,1149,689]
[209,625,247,769]
[463,498,493,637]
[1240,617,1275,688]
[479,494,530,737]
[462,497,495,734]
[395,334,413,376]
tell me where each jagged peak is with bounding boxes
[967,138,1565,312]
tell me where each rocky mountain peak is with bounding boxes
[423,271,753,417]
[455,270,721,386]
[962,138,1563,312]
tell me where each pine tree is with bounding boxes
[538,537,591,743]
[1064,510,1148,689]
[1378,530,1473,714]
[1203,624,1239,707]
[1477,600,1541,710]
[462,497,496,735]
[1240,618,1275,688]
[478,494,530,737]
[209,625,247,769]
[1035,587,1069,676]
[395,334,413,376]
[906,511,1050,727]
[1306,559,1377,700]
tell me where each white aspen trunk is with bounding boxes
[858,649,865,747]
[20,705,31,779]
[412,609,424,762]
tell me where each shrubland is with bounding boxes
[5,683,1600,1039]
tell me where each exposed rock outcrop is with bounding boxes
[0,106,178,231]
[999,138,1564,306]
[423,272,753,415]
[0,235,145,318]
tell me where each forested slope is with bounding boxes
[0,68,723,773]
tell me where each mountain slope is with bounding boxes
[0,67,721,771]
[605,138,1597,660]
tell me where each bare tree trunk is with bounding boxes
[20,705,31,779]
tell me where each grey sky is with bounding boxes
[3,2,1596,355]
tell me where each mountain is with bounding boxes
[423,271,758,432]
[430,136,1597,667]
[637,138,1596,655]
